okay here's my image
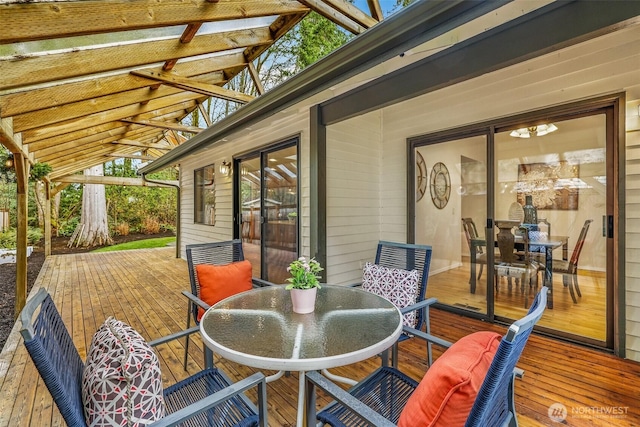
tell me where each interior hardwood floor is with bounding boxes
[429,258,607,342]
[0,248,637,427]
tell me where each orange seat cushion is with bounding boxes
[195,260,253,321]
[397,331,501,427]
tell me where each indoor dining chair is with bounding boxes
[305,287,549,427]
[495,225,541,308]
[20,288,268,427]
[552,219,593,303]
[462,217,488,283]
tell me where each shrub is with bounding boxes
[141,216,160,234]
[57,217,79,237]
[160,223,176,234]
[0,227,43,248]
[115,222,130,236]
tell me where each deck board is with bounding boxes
[0,247,638,427]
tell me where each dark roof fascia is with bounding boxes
[139,0,512,174]
[318,0,640,125]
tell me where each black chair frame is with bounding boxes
[305,287,549,427]
[20,287,268,427]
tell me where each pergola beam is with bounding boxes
[0,27,273,90]
[247,61,266,96]
[367,0,383,22]
[321,0,379,27]
[56,175,179,188]
[0,0,308,44]
[0,54,243,116]
[23,96,202,144]
[131,70,254,104]
[120,119,204,134]
[0,118,27,158]
[114,139,175,150]
[297,0,367,34]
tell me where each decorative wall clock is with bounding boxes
[430,162,451,209]
[416,151,427,202]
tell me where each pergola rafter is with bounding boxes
[0,0,383,316]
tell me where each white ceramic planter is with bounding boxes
[0,246,34,265]
[290,287,317,314]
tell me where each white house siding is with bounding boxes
[174,8,640,359]
[325,111,383,285]
[626,100,640,361]
[370,24,640,360]
[179,112,310,258]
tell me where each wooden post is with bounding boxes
[14,154,29,319]
[44,181,51,257]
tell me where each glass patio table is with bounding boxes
[200,285,403,427]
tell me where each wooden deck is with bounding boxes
[1,248,639,427]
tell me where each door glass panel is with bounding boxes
[494,115,607,343]
[240,157,262,279]
[239,145,298,284]
[263,146,298,283]
[416,135,488,315]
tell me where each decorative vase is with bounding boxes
[496,220,519,263]
[290,287,317,314]
[523,195,538,225]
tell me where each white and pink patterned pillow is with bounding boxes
[362,262,420,328]
[82,317,165,426]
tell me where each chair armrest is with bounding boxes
[514,367,524,379]
[252,277,277,287]
[400,297,438,316]
[181,290,210,311]
[402,325,452,350]
[305,371,395,427]
[148,325,200,347]
[150,372,267,427]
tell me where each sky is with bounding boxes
[353,0,403,18]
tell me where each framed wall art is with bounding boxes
[516,161,580,210]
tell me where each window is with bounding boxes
[194,164,215,225]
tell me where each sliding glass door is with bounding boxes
[412,104,615,349]
[236,140,299,284]
[493,114,609,346]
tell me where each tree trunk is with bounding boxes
[34,181,46,229]
[77,165,112,247]
[52,191,61,236]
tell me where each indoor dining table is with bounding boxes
[199,285,403,427]
[470,234,568,309]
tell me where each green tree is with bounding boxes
[183,11,352,128]
[291,12,351,71]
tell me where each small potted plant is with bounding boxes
[285,256,323,314]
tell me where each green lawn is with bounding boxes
[92,237,176,252]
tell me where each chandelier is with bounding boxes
[510,123,558,138]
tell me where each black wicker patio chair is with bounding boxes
[305,287,549,427]
[20,288,268,427]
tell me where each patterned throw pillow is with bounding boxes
[362,262,420,328]
[82,317,165,426]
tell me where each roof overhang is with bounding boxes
[139,0,512,174]
[141,0,640,175]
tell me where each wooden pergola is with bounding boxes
[0,0,384,317]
